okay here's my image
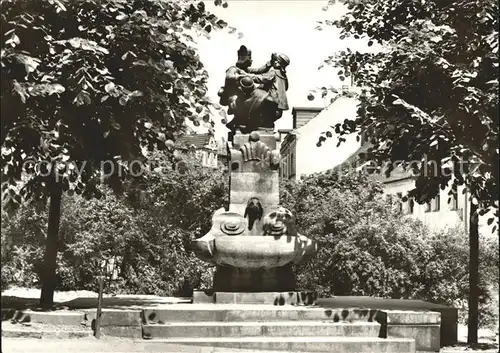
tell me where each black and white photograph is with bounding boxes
[0,1,498,352]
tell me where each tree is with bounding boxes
[1,0,228,308]
[123,150,228,294]
[1,151,229,295]
[124,149,229,238]
[315,0,498,343]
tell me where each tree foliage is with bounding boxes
[315,0,498,224]
[0,0,232,307]
[1,152,228,295]
[1,0,228,204]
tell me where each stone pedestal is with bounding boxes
[192,130,317,299]
[213,265,296,292]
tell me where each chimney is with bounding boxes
[291,107,323,129]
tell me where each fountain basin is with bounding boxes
[193,234,317,269]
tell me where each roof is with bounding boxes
[291,107,324,114]
[291,86,364,123]
[333,142,414,184]
[340,142,372,167]
[175,133,213,150]
[373,166,414,183]
[174,133,229,157]
[295,92,358,133]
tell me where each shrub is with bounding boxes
[121,151,226,295]
[283,170,499,326]
[1,151,226,296]
[1,203,46,290]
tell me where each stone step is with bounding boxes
[143,304,379,324]
[1,321,92,339]
[1,328,93,339]
[142,321,381,339]
[144,336,416,353]
[2,308,86,326]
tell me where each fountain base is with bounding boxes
[193,289,318,306]
[213,265,296,292]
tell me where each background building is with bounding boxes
[279,87,361,179]
[174,133,227,169]
[278,87,492,233]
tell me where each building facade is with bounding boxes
[279,89,361,180]
[174,133,227,169]
[278,88,490,233]
[379,171,471,232]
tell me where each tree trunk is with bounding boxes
[39,177,63,310]
[467,201,479,344]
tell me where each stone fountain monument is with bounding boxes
[0,46,449,353]
[192,46,318,304]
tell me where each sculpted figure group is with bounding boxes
[218,45,290,134]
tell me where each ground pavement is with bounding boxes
[1,337,316,353]
[1,288,498,353]
[2,337,499,353]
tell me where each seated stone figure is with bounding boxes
[228,76,279,132]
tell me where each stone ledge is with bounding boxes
[385,310,441,325]
[142,305,377,324]
[1,328,92,339]
[192,291,318,305]
[2,308,86,326]
[388,324,441,352]
[318,297,457,347]
[192,290,214,304]
[146,336,416,353]
[100,326,143,338]
[84,308,143,327]
[142,321,381,339]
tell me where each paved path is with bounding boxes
[3,337,499,353]
[1,337,308,353]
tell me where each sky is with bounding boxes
[192,0,373,139]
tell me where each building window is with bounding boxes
[408,197,415,214]
[290,153,295,177]
[450,190,459,210]
[396,192,403,213]
[432,193,440,212]
[425,201,431,212]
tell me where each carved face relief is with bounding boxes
[262,207,295,236]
